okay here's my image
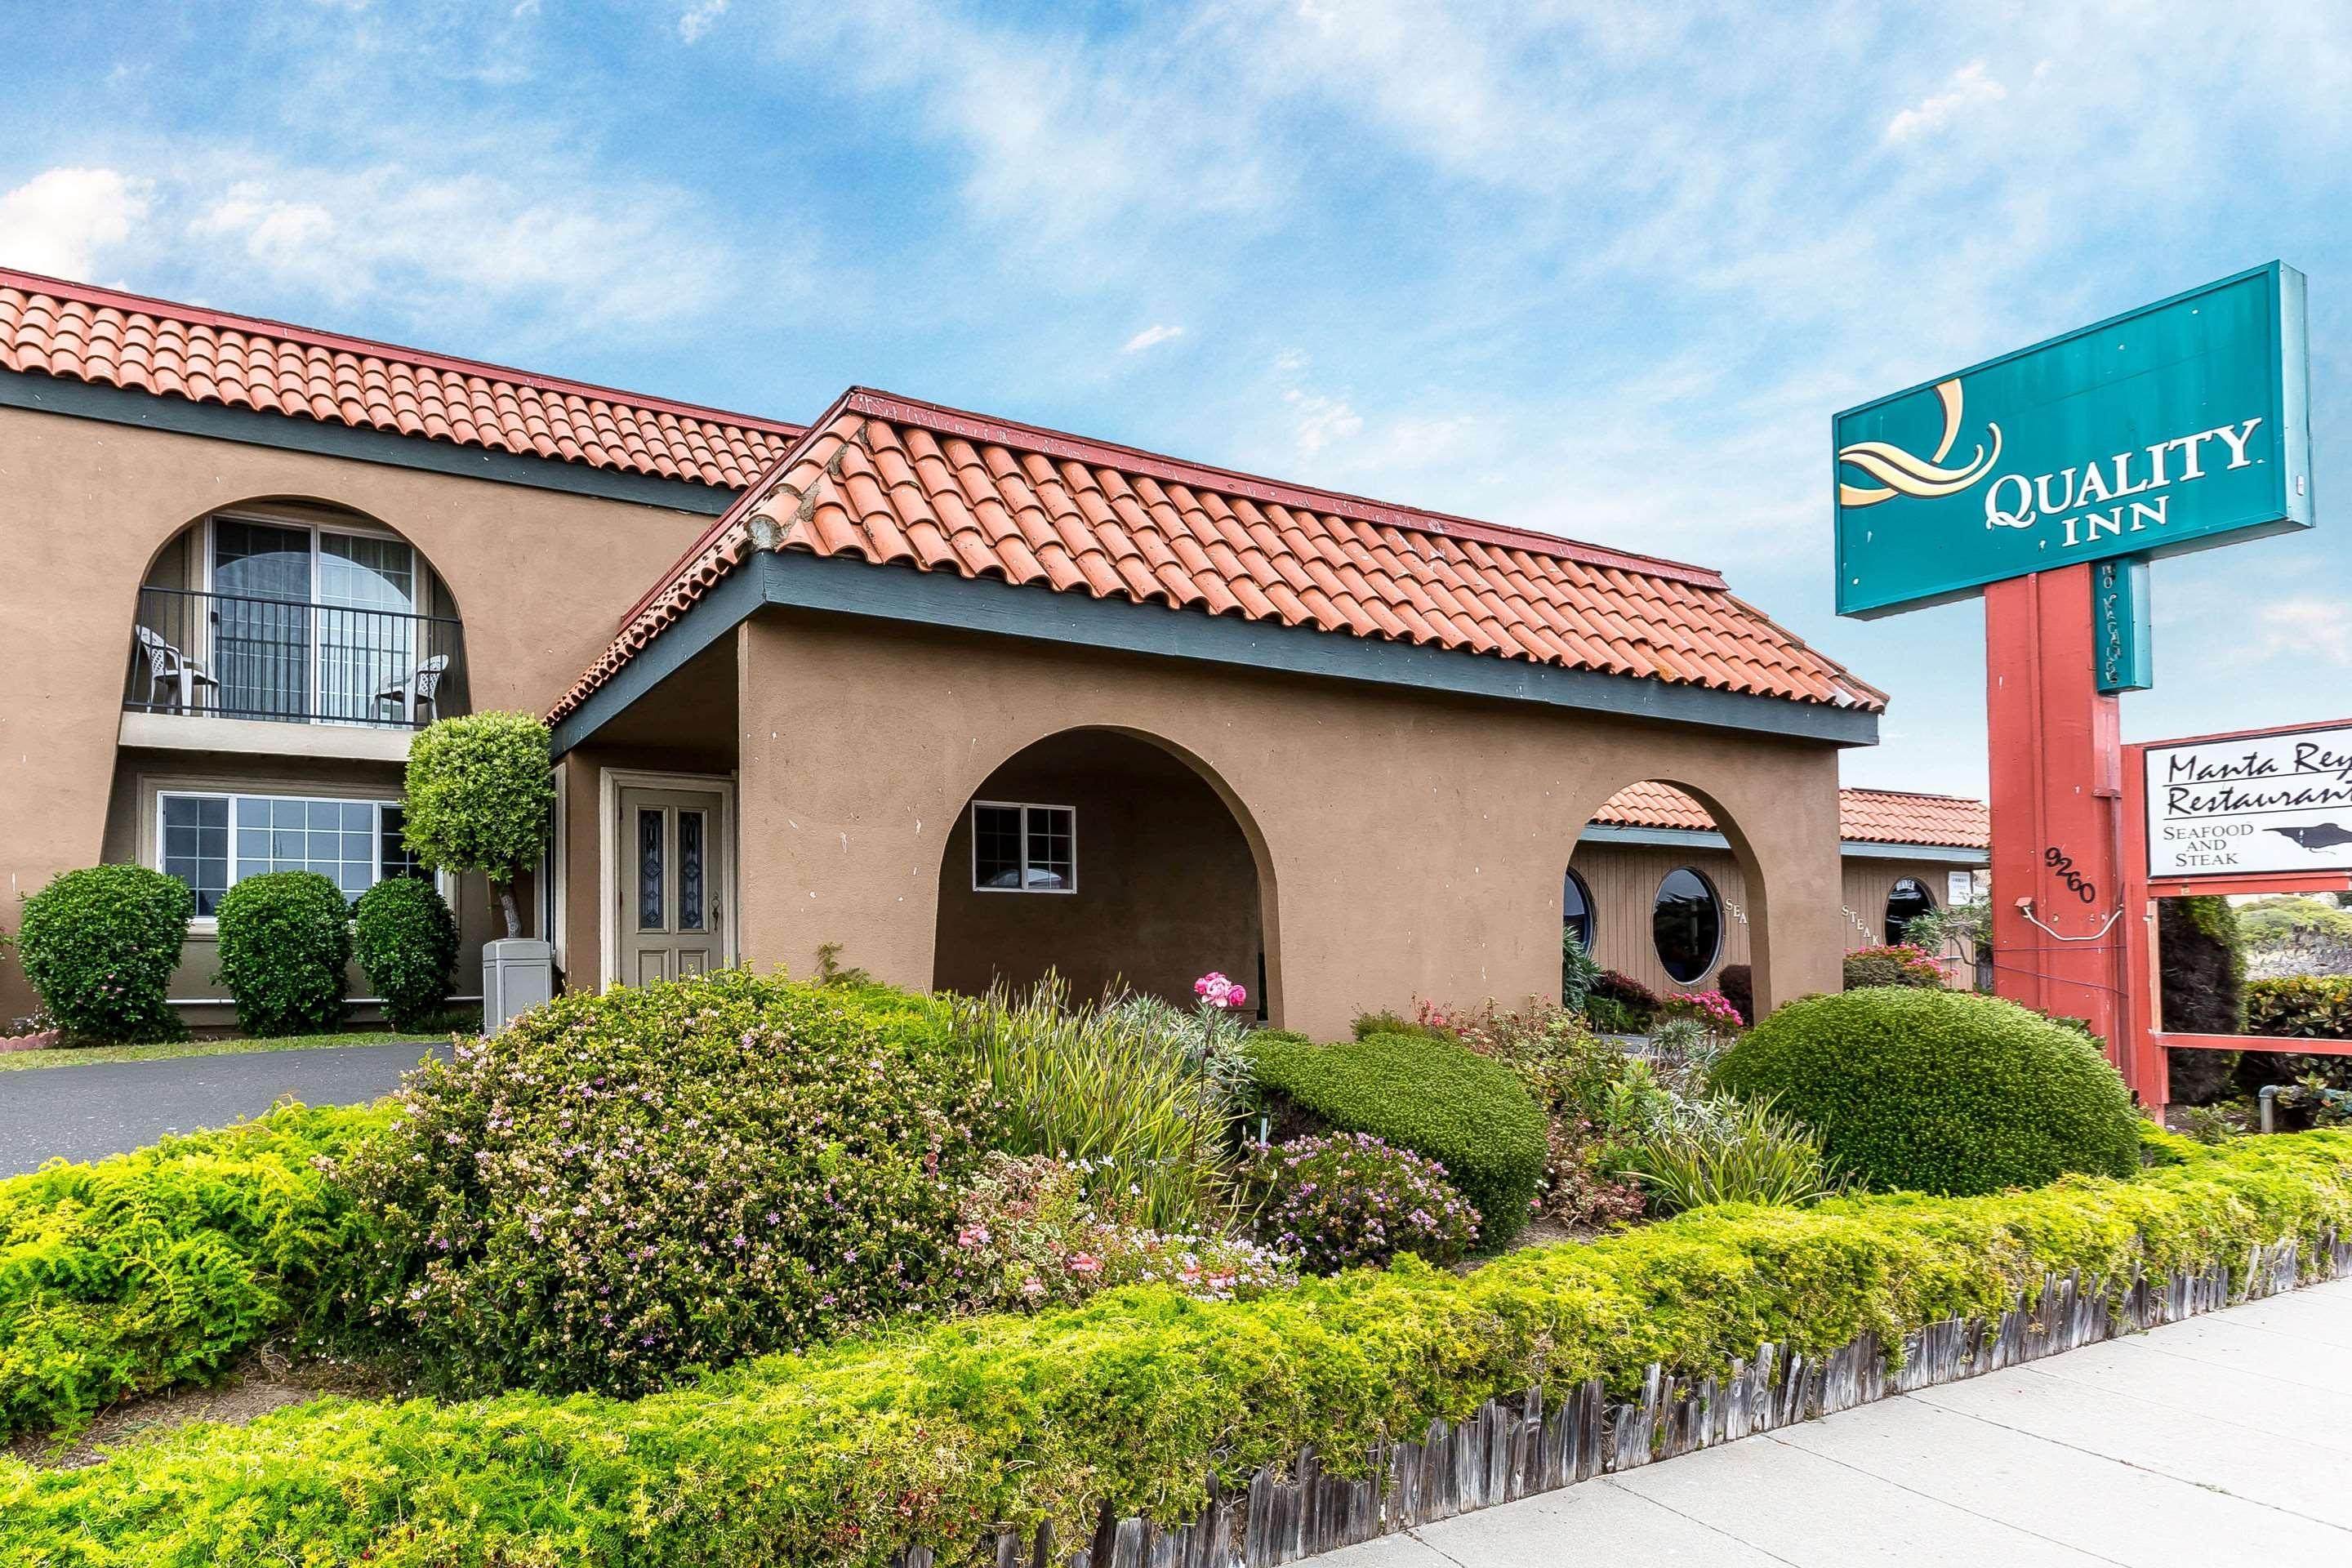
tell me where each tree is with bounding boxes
[403,712,555,939]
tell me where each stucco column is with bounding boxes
[733,614,951,987]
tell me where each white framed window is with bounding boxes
[971,801,1076,893]
[158,791,424,920]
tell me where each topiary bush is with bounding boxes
[1239,1132,1481,1271]
[1709,987,2140,1196]
[1245,1031,1546,1245]
[1842,943,1945,989]
[213,871,352,1037]
[15,864,194,1043]
[345,969,997,1397]
[352,876,460,1031]
[402,711,556,939]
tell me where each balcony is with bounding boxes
[123,586,469,760]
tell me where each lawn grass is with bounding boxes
[0,1031,443,1071]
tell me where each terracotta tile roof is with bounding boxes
[0,268,801,489]
[551,388,1888,723]
[1592,782,1989,849]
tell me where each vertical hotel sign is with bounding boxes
[1834,264,2313,618]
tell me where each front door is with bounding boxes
[617,785,728,986]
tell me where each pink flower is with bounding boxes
[1068,1253,1102,1275]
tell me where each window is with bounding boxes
[1562,867,1596,951]
[1651,867,1722,984]
[1885,877,1938,946]
[972,802,1076,893]
[158,791,421,918]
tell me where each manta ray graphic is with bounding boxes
[2270,822,2352,852]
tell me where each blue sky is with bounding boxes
[2,0,2348,796]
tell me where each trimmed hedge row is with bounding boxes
[1247,1030,1548,1244]
[0,1102,386,1441]
[9,1128,2350,1566]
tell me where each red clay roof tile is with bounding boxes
[552,389,1889,727]
[0,269,800,491]
[1592,782,1989,849]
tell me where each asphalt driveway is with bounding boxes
[0,1041,439,1175]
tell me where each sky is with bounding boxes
[2,0,2348,797]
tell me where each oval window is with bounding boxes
[1884,877,1937,946]
[1563,867,1596,953]
[1652,867,1722,984]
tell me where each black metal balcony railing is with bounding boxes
[127,586,468,729]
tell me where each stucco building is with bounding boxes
[0,270,1973,1041]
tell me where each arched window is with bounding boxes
[1562,867,1596,952]
[1885,877,1937,946]
[1652,867,1722,984]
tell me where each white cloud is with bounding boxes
[0,168,150,278]
[679,0,726,44]
[1884,62,2008,143]
[2258,598,2352,666]
[183,166,738,330]
[1285,389,1364,457]
[1120,323,1184,353]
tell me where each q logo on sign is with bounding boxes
[1837,379,2003,509]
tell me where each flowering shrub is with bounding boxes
[951,1154,1292,1310]
[1447,1000,1646,1228]
[1239,1133,1480,1271]
[1842,944,1947,990]
[1662,988,1745,1036]
[345,969,996,1396]
[1584,969,1659,1032]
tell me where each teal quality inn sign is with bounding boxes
[1833,263,2314,624]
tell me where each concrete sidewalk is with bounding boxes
[1328,1276,2352,1567]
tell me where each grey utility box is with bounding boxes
[483,938,554,1035]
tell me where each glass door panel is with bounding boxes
[318,532,416,724]
[211,520,311,719]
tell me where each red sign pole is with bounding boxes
[1985,566,2131,1066]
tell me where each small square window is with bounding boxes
[971,802,1076,893]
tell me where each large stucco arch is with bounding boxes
[1565,773,1778,1008]
[924,723,1284,1013]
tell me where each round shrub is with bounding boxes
[1239,1132,1481,1272]
[1710,987,2140,1196]
[16,865,194,1042]
[345,969,997,1397]
[214,871,352,1037]
[352,877,460,1031]
[1245,1031,1546,1245]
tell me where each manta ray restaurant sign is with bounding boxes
[2145,720,2352,878]
[1834,263,2313,617]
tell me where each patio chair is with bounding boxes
[131,625,219,714]
[375,653,450,725]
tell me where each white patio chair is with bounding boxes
[375,654,451,725]
[132,625,219,713]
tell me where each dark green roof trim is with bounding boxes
[0,365,739,516]
[555,550,1879,755]
[1841,840,1987,865]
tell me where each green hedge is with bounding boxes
[2245,976,2352,1040]
[1711,988,2140,1196]
[351,877,459,1031]
[1246,1031,1547,1245]
[15,864,194,1043]
[214,871,353,1037]
[0,1102,385,1441]
[7,1129,2350,1566]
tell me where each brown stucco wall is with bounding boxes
[730,604,1847,1041]
[931,729,1263,1006]
[0,402,718,1021]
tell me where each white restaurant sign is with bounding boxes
[2145,720,2352,878]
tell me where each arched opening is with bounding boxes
[933,728,1269,1013]
[128,501,467,729]
[1884,876,1936,946]
[1569,777,1760,1000]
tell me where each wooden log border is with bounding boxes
[897,1232,2351,1568]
